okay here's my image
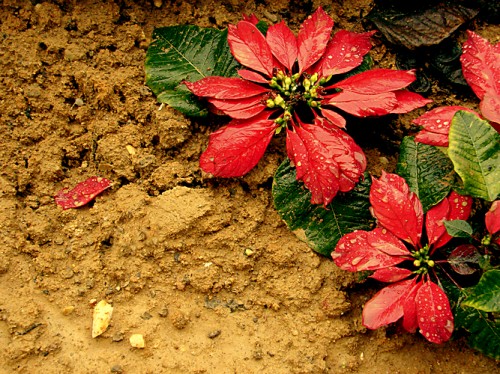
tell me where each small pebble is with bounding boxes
[112,331,124,342]
[74,98,84,107]
[129,334,145,348]
[110,365,123,373]
[62,306,75,315]
[141,311,153,320]
[208,330,221,339]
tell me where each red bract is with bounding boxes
[415,31,500,146]
[55,176,111,210]
[485,200,500,246]
[332,172,472,343]
[185,7,431,206]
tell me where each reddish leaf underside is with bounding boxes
[448,244,481,275]
[485,200,500,236]
[286,121,366,206]
[297,7,334,73]
[362,279,416,330]
[480,92,500,124]
[199,112,278,177]
[227,21,275,77]
[391,91,433,114]
[414,106,474,146]
[331,69,416,95]
[314,30,375,77]
[332,228,411,272]
[415,281,454,344]
[55,176,111,210]
[370,172,424,247]
[318,108,347,129]
[426,191,473,250]
[185,76,269,100]
[266,21,298,72]
[238,69,269,84]
[323,91,398,117]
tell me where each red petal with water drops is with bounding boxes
[323,91,397,117]
[297,7,334,73]
[208,96,267,119]
[199,112,278,177]
[331,69,416,95]
[185,76,269,99]
[485,200,500,236]
[266,21,298,72]
[316,30,375,77]
[390,90,432,114]
[416,281,454,344]
[242,14,259,25]
[370,267,413,283]
[238,69,269,84]
[362,279,416,330]
[460,31,500,101]
[332,228,411,272]
[480,92,500,124]
[286,121,365,206]
[401,280,422,333]
[55,176,111,210]
[370,172,424,247]
[228,21,275,77]
[426,191,473,251]
[414,106,474,146]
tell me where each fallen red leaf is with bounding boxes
[55,176,111,210]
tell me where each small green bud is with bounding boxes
[303,78,311,91]
[310,87,317,97]
[310,72,318,84]
[284,77,292,90]
[276,70,285,81]
[274,95,284,106]
[413,260,421,267]
[481,235,491,246]
[309,100,318,108]
[266,99,275,108]
[427,260,435,267]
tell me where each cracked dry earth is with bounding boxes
[0,0,499,373]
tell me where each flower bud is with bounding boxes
[303,78,311,91]
[310,72,318,84]
[413,260,421,267]
[266,99,275,108]
[427,260,435,267]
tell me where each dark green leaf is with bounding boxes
[462,269,500,312]
[448,111,500,201]
[444,219,473,238]
[272,158,376,257]
[396,137,455,211]
[145,25,240,117]
[455,301,500,360]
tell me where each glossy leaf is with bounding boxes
[286,121,366,206]
[370,267,413,283]
[333,228,411,272]
[228,21,274,77]
[55,177,111,210]
[443,220,473,238]
[199,112,277,177]
[416,281,454,344]
[145,26,239,117]
[272,159,375,257]
[402,281,423,333]
[448,111,500,201]
[184,76,269,99]
[297,7,333,73]
[237,69,269,83]
[266,21,298,72]
[448,244,481,275]
[324,91,397,117]
[208,96,267,119]
[370,172,423,247]
[331,69,417,95]
[316,30,375,77]
[391,91,432,114]
[414,106,475,147]
[396,137,456,212]
[485,200,500,235]
[462,270,500,312]
[362,279,416,330]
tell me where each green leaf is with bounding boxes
[396,137,455,211]
[443,219,473,238]
[462,269,500,312]
[272,159,376,257]
[448,111,500,201]
[145,25,240,117]
[455,301,500,360]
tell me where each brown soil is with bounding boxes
[0,1,498,373]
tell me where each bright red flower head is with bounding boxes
[186,8,431,206]
[332,172,472,343]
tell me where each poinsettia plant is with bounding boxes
[332,171,473,344]
[146,7,431,206]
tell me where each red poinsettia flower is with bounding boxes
[415,31,500,146]
[332,172,472,343]
[185,7,431,206]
